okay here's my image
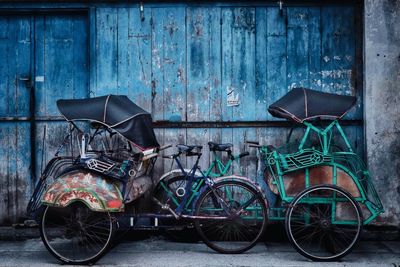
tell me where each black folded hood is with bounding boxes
[268,88,356,123]
[57,95,159,149]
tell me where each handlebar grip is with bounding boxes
[249,144,263,148]
[245,140,259,145]
[158,144,172,151]
[239,152,250,158]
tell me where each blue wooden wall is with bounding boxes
[0,3,362,224]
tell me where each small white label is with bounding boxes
[227,86,240,107]
[35,76,45,82]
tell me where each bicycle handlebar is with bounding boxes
[158,144,172,151]
[245,140,259,145]
[238,152,250,158]
[248,144,263,148]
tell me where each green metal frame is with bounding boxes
[260,120,384,225]
[158,150,243,211]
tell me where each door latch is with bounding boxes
[18,76,32,89]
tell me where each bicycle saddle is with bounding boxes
[177,144,203,153]
[208,142,233,152]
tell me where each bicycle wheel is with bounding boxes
[194,180,268,254]
[40,202,115,264]
[285,185,362,261]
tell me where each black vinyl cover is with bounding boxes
[57,95,159,149]
[268,88,356,123]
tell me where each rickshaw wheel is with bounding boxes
[194,180,268,254]
[285,185,362,261]
[40,202,115,265]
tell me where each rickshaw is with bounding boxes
[248,88,384,261]
[26,95,268,265]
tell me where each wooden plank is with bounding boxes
[208,8,222,122]
[72,14,89,99]
[308,7,322,91]
[117,7,152,111]
[0,122,30,225]
[0,16,8,117]
[117,8,129,96]
[233,128,256,179]
[164,7,186,121]
[43,15,74,116]
[266,7,287,121]
[152,7,187,121]
[6,17,18,117]
[151,7,164,121]
[15,122,31,214]
[255,7,268,121]
[15,16,31,117]
[287,7,310,89]
[231,7,256,121]
[0,124,11,224]
[221,8,233,121]
[321,7,342,93]
[321,7,360,121]
[187,7,210,122]
[186,7,222,122]
[96,8,118,96]
[34,16,45,115]
[34,122,71,178]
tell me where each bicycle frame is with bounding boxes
[156,151,214,216]
[205,151,238,178]
[157,147,251,214]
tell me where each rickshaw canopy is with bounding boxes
[57,95,160,149]
[268,88,356,123]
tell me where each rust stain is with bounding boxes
[177,67,185,83]
[164,58,174,64]
[164,20,178,37]
[213,77,220,88]
[136,38,147,83]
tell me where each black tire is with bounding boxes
[285,184,363,261]
[194,180,268,254]
[154,176,200,242]
[40,202,115,265]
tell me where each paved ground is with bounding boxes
[0,235,399,267]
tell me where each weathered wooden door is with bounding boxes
[0,13,88,224]
[93,4,362,182]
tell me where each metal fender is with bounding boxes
[42,170,124,212]
[157,168,202,183]
[213,175,269,205]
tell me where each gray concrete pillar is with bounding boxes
[364,0,400,226]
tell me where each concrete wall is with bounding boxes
[365,0,400,227]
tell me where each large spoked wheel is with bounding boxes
[194,180,268,254]
[40,202,115,265]
[285,185,363,261]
